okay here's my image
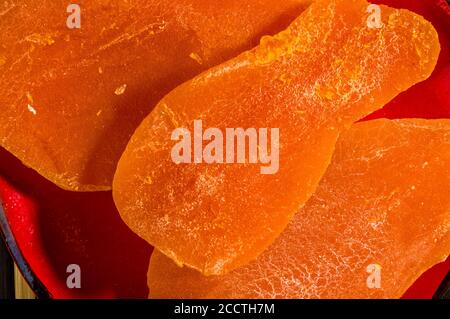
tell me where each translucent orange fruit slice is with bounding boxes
[148,119,450,298]
[113,0,440,275]
[0,0,310,191]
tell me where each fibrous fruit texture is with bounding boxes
[113,0,440,275]
[0,0,310,191]
[148,119,450,299]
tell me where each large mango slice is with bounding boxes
[113,0,440,275]
[148,119,450,298]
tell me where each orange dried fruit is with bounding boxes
[0,0,310,191]
[113,0,440,275]
[148,119,450,299]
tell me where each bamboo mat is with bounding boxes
[14,265,35,299]
[0,239,35,299]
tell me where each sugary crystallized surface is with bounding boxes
[0,0,310,191]
[113,0,440,275]
[148,119,450,298]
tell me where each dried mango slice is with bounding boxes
[113,0,440,275]
[148,119,450,298]
[0,0,310,191]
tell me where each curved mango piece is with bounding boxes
[0,0,310,191]
[148,119,450,298]
[113,0,440,275]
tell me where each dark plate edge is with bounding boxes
[0,201,51,299]
[433,270,450,299]
[1,197,449,299]
[0,0,448,301]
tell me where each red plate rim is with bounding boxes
[1,0,449,300]
[2,197,450,299]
